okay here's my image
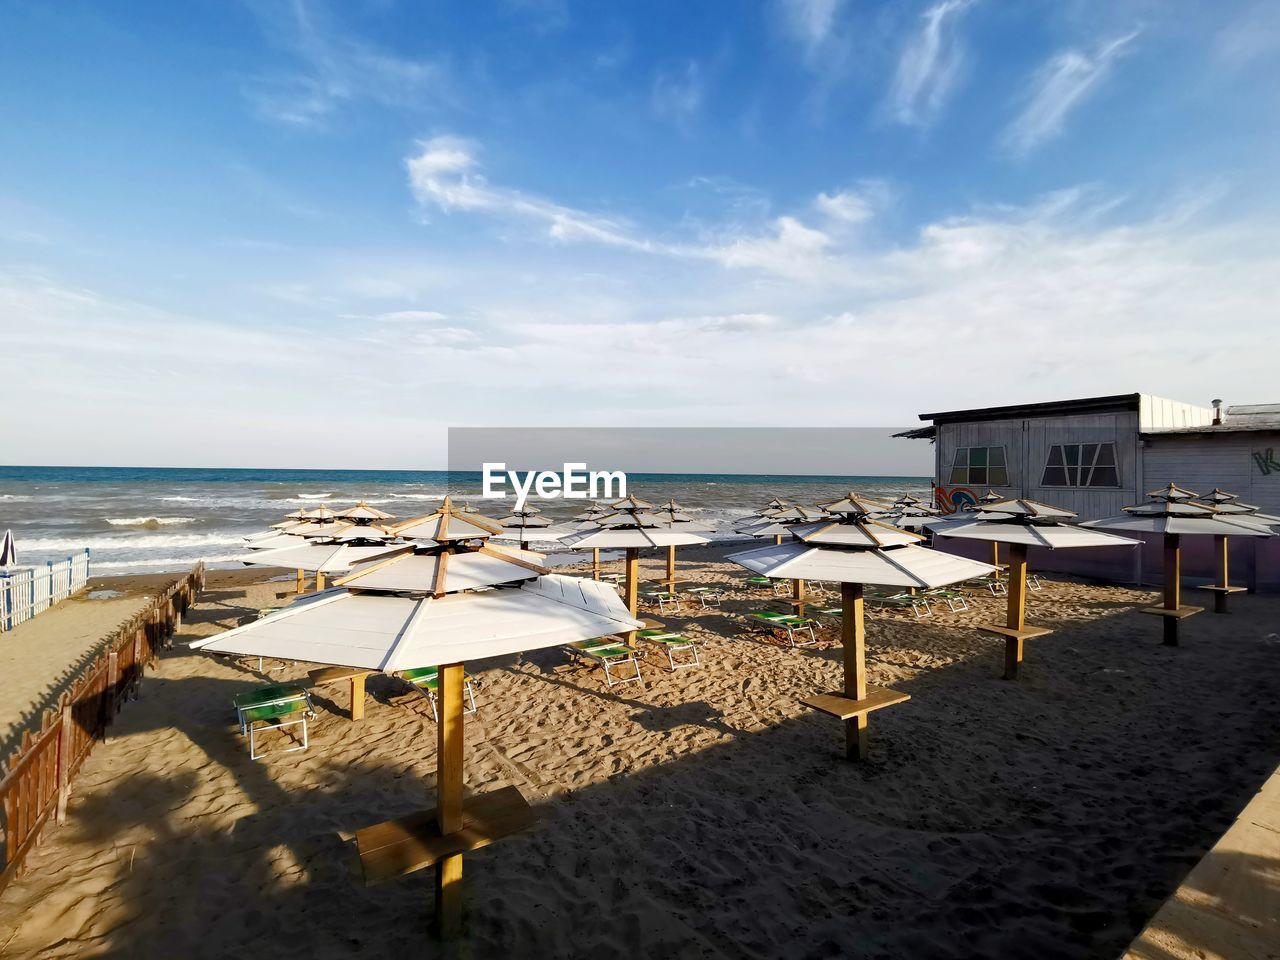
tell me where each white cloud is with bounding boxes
[1002,32,1138,156]
[814,181,889,225]
[889,0,977,127]
[405,136,652,251]
[6,182,1280,463]
[244,0,449,128]
[374,310,449,323]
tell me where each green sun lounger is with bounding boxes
[399,666,478,721]
[747,611,817,647]
[565,637,644,686]
[924,588,969,612]
[232,683,315,761]
[683,585,723,608]
[636,628,701,670]
[868,593,933,619]
[642,590,683,614]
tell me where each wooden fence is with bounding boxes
[0,562,205,894]
[0,551,92,632]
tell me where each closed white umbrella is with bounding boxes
[1083,484,1274,642]
[193,497,641,939]
[931,498,1140,678]
[730,493,995,761]
[0,529,16,566]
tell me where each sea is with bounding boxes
[0,466,932,574]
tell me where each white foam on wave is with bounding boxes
[25,532,251,552]
[389,493,447,500]
[106,516,196,527]
[90,553,243,570]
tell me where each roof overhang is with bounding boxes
[917,393,1141,425]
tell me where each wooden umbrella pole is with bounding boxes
[666,544,676,591]
[1213,534,1230,614]
[774,534,784,546]
[841,582,868,761]
[1163,533,1181,646]
[592,547,600,581]
[434,662,465,939]
[793,578,807,617]
[1003,543,1029,680]
[624,548,639,643]
[296,568,306,594]
[991,542,1001,582]
[316,570,326,591]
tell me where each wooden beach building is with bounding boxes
[900,394,1280,591]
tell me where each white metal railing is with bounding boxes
[0,550,91,632]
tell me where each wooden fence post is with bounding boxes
[106,650,119,723]
[56,697,73,825]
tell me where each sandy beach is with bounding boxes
[1,547,1278,958]
[0,573,197,755]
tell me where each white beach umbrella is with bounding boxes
[572,502,613,579]
[193,499,641,938]
[647,497,716,590]
[729,493,995,762]
[234,540,409,590]
[391,501,507,542]
[0,529,16,566]
[1082,484,1274,641]
[336,500,397,522]
[560,495,710,622]
[492,505,565,551]
[931,498,1140,678]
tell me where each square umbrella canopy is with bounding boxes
[192,575,642,673]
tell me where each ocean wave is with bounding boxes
[0,494,34,501]
[106,516,197,528]
[24,532,252,552]
[389,493,447,500]
[90,553,243,570]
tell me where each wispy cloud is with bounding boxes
[1002,32,1138,157]
[405,136,652,250]
[652,61,705,130]
[814,181,890,225]
[1214,1,1280,66]
[774,0,850,72]
[243,0,449,128]
[889,0,977,127]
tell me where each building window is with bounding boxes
[1041,442,1120,488]
[948,446,1008,486]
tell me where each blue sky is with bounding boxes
[2,0,1278,468]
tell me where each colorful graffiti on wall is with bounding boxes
[933,484,977,514]
[1254,448,1280,476]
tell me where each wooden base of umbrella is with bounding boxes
[800,583,909,761]
[353,663,537,940]
[975,543,1053,680]
[1196,535,1246,614]
[1137,533,1202,645]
